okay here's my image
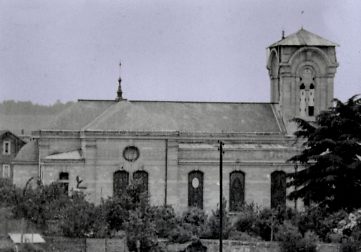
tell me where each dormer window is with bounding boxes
[3,141,10,155]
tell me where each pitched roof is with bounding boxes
[46,100,115,130]
[14,141,39,162]
[0,130,26,143]
[83,100,283,133]
[269,28,338,47]
[8,233,45,244]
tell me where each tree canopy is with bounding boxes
[288,95,361,212]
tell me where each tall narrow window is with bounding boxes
[299,68,316,117]
[2,164,11,178]
[299,84,306,117]
[3,141,10,155]
[188,171,204,209]
[113,170,129,198]
[133,170,148,194]
[308,84,315,116]
[271,171,287,209]
[59,172,69,194]
[229,171,245,211]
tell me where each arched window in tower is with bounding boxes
[133,170,148,194]
[113,170,129,198]
[229,171,245,211]
[308,84,315,116]
[299,68,316,117]
[271,171,286,209]
[188,171,204,209]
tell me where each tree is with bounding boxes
[288,95,361,211]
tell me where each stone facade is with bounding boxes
[13,29,338,213]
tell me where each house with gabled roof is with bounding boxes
[13,29,338,212]
[0,130,26,181]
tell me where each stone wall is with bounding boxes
[42,237,127,252]
[198,240,340,252]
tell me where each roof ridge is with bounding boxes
[127,100,274,104]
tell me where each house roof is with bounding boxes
[14,141,39,162]
[8,233,45,244]
[46,100,114,130]
[83,100,283,133]
[0,130,26,144]
[269,28,338,47]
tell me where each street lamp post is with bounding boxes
[218,140,224,252]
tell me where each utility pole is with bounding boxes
[218,140,224,252]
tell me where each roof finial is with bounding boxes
[116,61,123,101]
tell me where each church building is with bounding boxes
[12,29,338,213]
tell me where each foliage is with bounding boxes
[0,100,74,115]
[203,198,233,239]
[59,192,108,238]
[233,203,260,237]
[168,224,193,243]
[18,243,45,252]
[12,182,69,227]
[0,178,20,207]
[148,205,177,238]
[288,95,361,212]
[228,230,261,241]
[233,204,298,241]
[178,207,208,237]
[124,208,158,252]
[292,205,348,242]
[275,221,318,252]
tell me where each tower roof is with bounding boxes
[269,28,339,48]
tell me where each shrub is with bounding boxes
[228,230,261,241]
[59,192,108,238]
[297,206,347,241]
[124,208,158,252]
[0,178,20,207]
[233,203,260,237]
[203,198,233,239]
[275,222,317,252]
[178,207,208,237]
[168,225,193,243]
[148,205,177,238]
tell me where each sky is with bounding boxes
[0,0,360,105]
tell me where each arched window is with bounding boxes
[188,171,204,209]
[271,171,286,209]
[133,170,148,194]
[59,172,69,194]
[299,83,307,116]
[113,170,129,198]
[229,171,245,211]
[299,68,316,117]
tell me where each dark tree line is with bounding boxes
[0,100,74,115]
[288,95,361,212]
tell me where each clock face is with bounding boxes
[123,146,140,162]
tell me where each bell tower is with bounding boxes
[267,28,339,133]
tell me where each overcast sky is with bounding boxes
[0,0,360,105]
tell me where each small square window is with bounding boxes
[3,141,11,155]
[2,165,11,178]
